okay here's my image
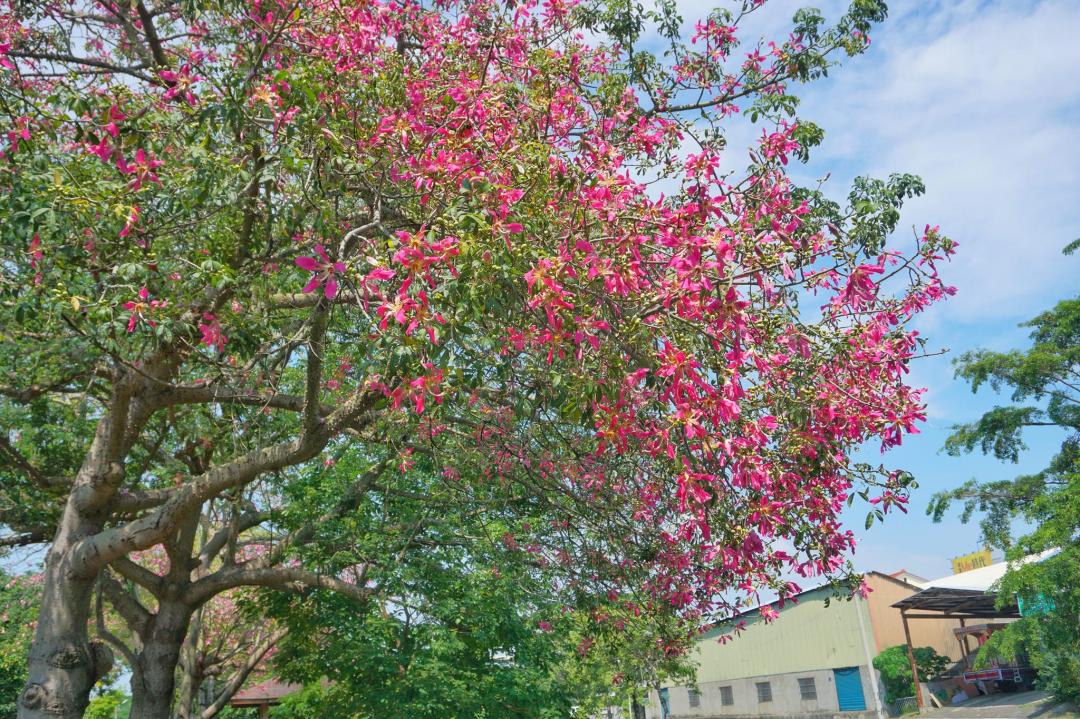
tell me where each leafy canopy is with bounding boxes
[929,250,1078,701]
[0,0,953,714]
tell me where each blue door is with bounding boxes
[834,667,867,711]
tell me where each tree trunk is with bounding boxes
[18,500,113,719]
[176,666,200,719]
[130,602,193,719]
[176,607,203,719]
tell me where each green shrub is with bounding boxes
[84,691,128,719]
[872,645,949,703]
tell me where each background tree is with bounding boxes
[175,588,283,719]
[0,0,954,717]
[929,245,1078,701]
[256,445,694,719]
[82,691,127,719]
[0,572,41,719]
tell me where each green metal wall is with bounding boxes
[691,588,872,683]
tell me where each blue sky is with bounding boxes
[704,0,1080,579]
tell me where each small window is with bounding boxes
[757,681,772,703]
[799,677,817,700]
[688,688,701,708]
[719,686,734,706]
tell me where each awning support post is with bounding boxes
[901,609,924,711]
[958,617,972,670]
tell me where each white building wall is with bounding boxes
[650,665,882,719]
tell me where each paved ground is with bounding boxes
[920,691,1080,719]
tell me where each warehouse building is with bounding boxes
[635,571,964,719]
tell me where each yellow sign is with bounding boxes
[951,549,992,574]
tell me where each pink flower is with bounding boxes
[295,244,346,299]
[123,287,167,333]
[198,313,227,352]
[104,107,123,138]
[28,234,42,285]
[118,148,163,190]
[160,64,202,105]
[87,135,112,163]
[119,206,140,240]
[760,125,800,165]
[841,260,885,308]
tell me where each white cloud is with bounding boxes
[797,0,1080,321]
[643,1,1078,325]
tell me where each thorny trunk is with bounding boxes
[18,499,114,719]
[130,602,193,719]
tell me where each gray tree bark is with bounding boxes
[18,382,134,719]
[129,602,192,719]
[17,329,377,718]
[19,503,114,719]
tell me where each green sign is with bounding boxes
[1018,593,1055,616]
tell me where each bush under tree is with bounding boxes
[873,645,949,703]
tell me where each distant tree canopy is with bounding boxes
[930,245,1079,701]
[0,572,40,719]
[263,511,693,719]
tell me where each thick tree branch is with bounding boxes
[0,531,49,548]
[69,374,138,513]
[266,291,368,309]
[110,556,167,597]
[0,371,88,403]
[69,390,381,578]
[134,1,170,68]
[303,304,331,435]
[112,487,174,513]
[161,385,325,415]
[96,579,139,668]
[99,571,152,639]
[184,564,374,606]
[6,50,152,80]
[0,435,71,491]
[199,509,268,566]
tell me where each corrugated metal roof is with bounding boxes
[891,550,1058,616]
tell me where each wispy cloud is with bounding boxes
[797,0,1080,321]
[650,1,1079,322]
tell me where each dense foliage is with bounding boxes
[263,488,693,718]
[930,253,1079,701]
[82,692,128,719]
[0,573,40,719]
[0,0,953,716]
[872,645,949,704]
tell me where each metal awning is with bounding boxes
[891,587,1020,619]
[891,586,1021,709]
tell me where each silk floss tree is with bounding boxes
[0,0,954,716]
